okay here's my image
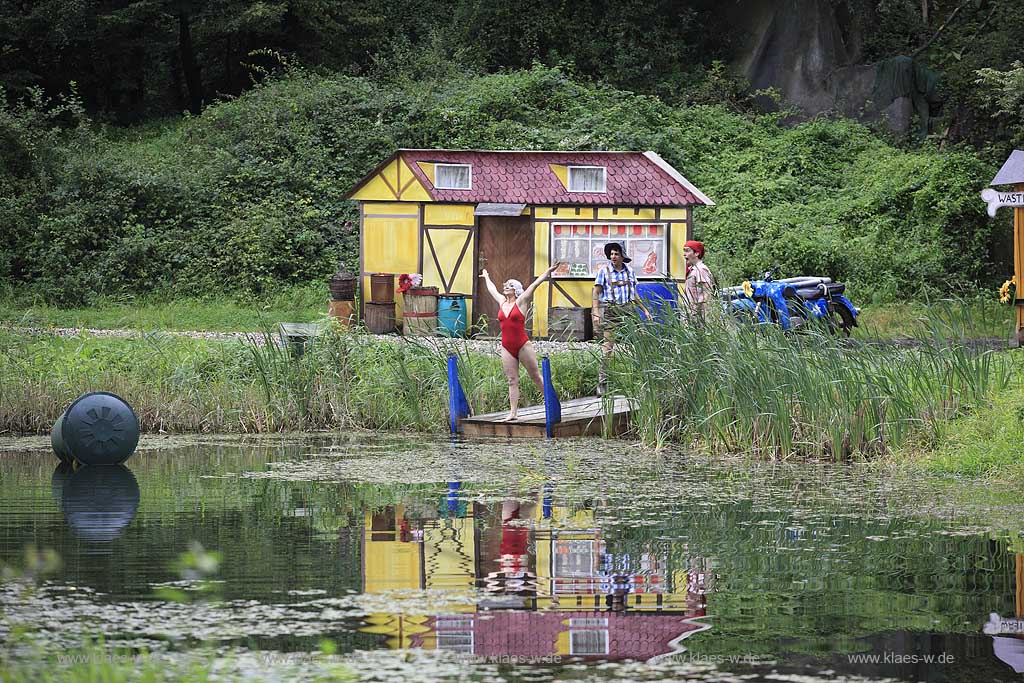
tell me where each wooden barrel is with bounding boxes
[369,273,395,303]
[328,270,357,300]
[402,287,438,336]
[328,300,355,327]
[548,306,593,341]
[365,301,396,334]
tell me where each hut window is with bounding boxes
[569,630,609,655]
[568,166,606,192]
[552,223,667,278]
[435,163,472,190]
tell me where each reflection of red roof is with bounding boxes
[414,610,706,660]
[391,150,712,206]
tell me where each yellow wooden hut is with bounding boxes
[345,149,714,337]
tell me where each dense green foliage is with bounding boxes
[0,65,1011,304]
[2,1,1020,153]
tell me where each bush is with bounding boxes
[1,65,1010,304]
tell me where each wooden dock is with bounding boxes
[460,396,632,438]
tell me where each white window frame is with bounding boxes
[567,166,607,193]
[569,629,610,655]
[434,163,472,190]
[550,222,668,279]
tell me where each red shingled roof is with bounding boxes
[392,149,711,206]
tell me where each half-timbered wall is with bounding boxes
[360,199,693,337]
[422,204,476,323]
[361,202,419,320]
[360,201,477,327]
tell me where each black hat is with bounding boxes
[604,242,632,263]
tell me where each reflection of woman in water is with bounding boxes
[480,263,561,421]
[487,500,536,595]
[499,501,529,574]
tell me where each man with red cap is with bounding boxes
[683,240,715,321]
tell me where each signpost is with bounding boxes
[983,150,1024,346]
[981,188,1024,218]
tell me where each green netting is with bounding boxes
[872,55,941,140]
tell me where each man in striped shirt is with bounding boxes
[592,242,637,395]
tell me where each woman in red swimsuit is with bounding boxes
[480,262,561,421]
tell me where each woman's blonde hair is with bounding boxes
[505,279,524,297]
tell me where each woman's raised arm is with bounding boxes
[479,268,505,306]
[517,262,560,306]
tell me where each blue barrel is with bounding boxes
[637,282,679,323]
[51,392,140,466]
[438,294,468,338]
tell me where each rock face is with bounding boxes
[736,0,855,115]
[726,0,936,137]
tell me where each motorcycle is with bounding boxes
[720,266,859,335]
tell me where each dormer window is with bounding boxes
[435,163,472,190]
[568,166,606,193]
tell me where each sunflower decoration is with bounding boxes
[999,279,1016,305]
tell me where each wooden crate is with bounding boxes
[547,306,592,341]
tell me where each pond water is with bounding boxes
[1,434,1023,682]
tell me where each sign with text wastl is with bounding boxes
[981,188,1024,217]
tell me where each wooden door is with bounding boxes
[475,215,534,336]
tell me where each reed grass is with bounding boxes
[0,326,596,435]
[0,301,1015,463]
[607,306,1015,460]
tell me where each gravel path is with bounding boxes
[1,325,598,357]
[4,325,1008,354]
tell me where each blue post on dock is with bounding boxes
[542,356,561,438]
[448,354,470,433]
[446,481,461,516]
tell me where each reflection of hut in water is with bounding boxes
[360,502,478,647]
[532,504,710,614]
[361,504,478,593]
[479,500,538,600]
[405,610,709,660]
[358,496,714,661]
[984,553,1024,674]
[362,505,421,593]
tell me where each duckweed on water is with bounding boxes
[2,436,1023,682]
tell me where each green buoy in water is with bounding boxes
[51,392,140,466]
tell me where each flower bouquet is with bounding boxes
[398,273,423,294]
